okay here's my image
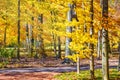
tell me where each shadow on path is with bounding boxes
[0,65,117,74]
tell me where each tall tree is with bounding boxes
[52,33,57,59]
[101,0,109,80]
[17,0,20,60]
[25,23,30,55]
[63,2,78,63]
[89,0,95,79]
[3,0,9,47]
[38,14,46,59]
[30,16,34,57]
[63,3,73,63]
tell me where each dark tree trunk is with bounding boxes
[4,26,7,47]
[52,33,57,59]
[17,0,20,60]
[89,0,95,79]
[57,36,61,58]
[118,52,120,71]
[117,43,120,71]
[38,14,46,59]
[30,25,34,57]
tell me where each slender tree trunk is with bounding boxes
[38,14,46,59]
[30,3,35,57]
[4,26,7,47]
[30,23,34,57]
[28,18,34,57]
[118,53,120,71]
[25,23,30,55]
[29,25,32,56]
[57,36,61,58]
[117,43,120,71]
[89,0,94,79]
[17,0,20,60]
[4,0,9,48]
[101,0,109,80]
[77,55,80,74]
[63,4,72,63]
[52,33,57,59]
[97,30,102,59]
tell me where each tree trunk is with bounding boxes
[118,52,120,71]
[117,43,120,71]
[89,0,94,79]
[52,33,57,59]
[97,30,102,59]
[63,4,73,63]
[57,36,61,58]
[102,29,109,80]
[17,0,20,60]
[101,0,109,79]
[25,23,30,55]
[29,24,33,57]
[77,55,80,74]
[4,26,7,47]
[38,14,46,59]
[31,25,34,57]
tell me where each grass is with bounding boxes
[55,69,120,80]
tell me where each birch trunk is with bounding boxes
[97,30,102,59]
[77,56,80,74]
[101,0,109,79]
[102,29,109,80]
[64,4,72,63]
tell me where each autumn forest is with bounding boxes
[0,0,120,80]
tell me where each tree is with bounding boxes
[63,3,73,64]
[97,30,102,59]
[117,42,120,71]
[101,0,109,80]
[89,0,95,79]
[17,0,20,60]
[57,36,61,58]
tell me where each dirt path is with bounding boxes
[0,72,59,80]
[0,58,118,80]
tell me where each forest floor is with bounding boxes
[0,55,119,80]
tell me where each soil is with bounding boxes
[0,72,59,80]
[0,56,119,80]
